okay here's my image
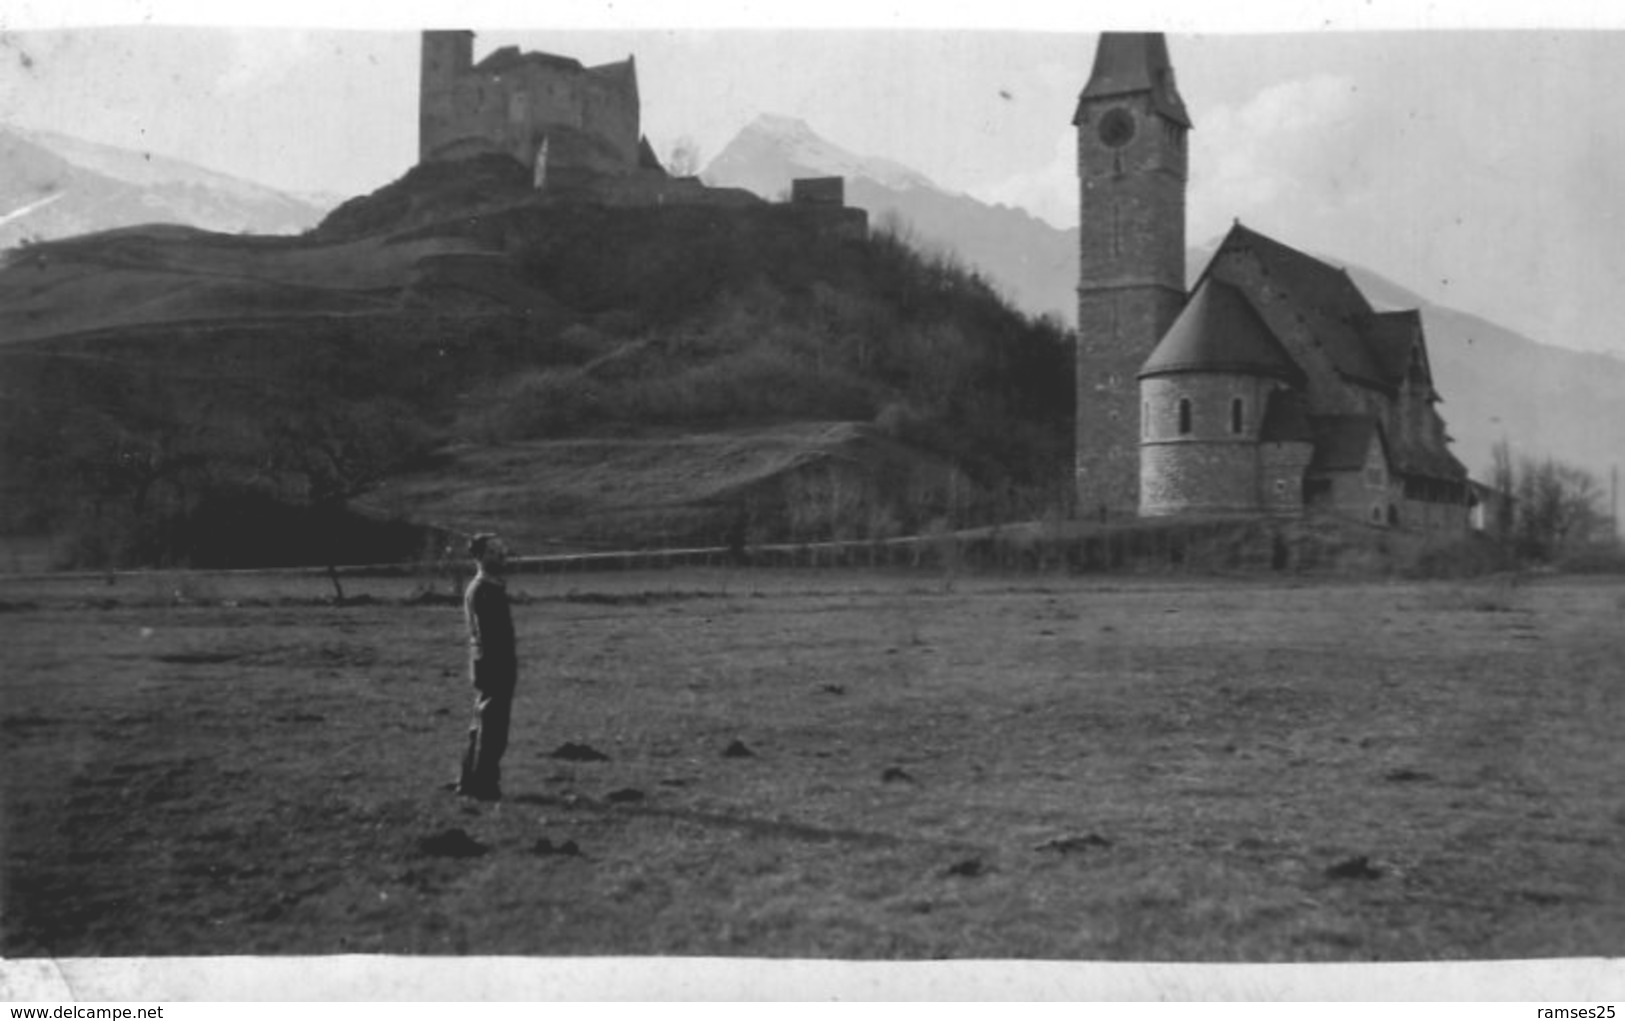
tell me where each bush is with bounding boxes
[1401,533,1521,579]
[1554,542,1625,575]
[469,368,608,441]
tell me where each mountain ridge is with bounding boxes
[704,114,1077,322]
[0,124,332,249]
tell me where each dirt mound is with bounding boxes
[1036,834,1112,853]
[531,837,581,857]
[549,742,611,762]
[416,828,489,858]
[944,858,988,878]
[1324,855,1383,880]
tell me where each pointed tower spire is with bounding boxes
[1072,31,1192,519]
[1074,32,1191,128]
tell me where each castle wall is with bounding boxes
[579,73,639,169]
[419,33,639,177]
[581,174,765,209]
[791,177,846,206]
[504,64,589,152]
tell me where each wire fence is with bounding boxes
[0,516,1331,585]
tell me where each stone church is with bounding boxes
[418,31,658,185]
[1073,33,1473,532]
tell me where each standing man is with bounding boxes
[457,532,517,801]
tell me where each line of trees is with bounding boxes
[1488,439,1618,560]
[0,341,437,572]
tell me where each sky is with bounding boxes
[4,1,1625,360]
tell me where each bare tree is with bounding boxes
[666,136,703,178]
[1512,454,1605,559]
[265,398,431,599]
[1490,437,1516,542]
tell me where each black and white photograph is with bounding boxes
[2,0,1623,1003]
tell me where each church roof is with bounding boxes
[1259,389,1313,444]
[1204,223,1393,388]
[1210,223,1371,320]
[1304,414,1466,481]
[1355,310,1419,382]
[1139,277,1303,383]
[637,135,665,172]
[1354,310,1443,400]
[1198,223,1459,407]
[1389,435,1469,481]
[1074,32,1192,128]
[1308,415,1385,472]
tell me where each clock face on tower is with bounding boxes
[1098,107,1136,148]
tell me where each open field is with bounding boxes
[3,568,1624,963]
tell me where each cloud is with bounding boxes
[1189,72,1364,242]
[973,73,1367,234]
[216,29,316,94]
[975,130,1076,229]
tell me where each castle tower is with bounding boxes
[420,30,475,163]
[1073,32,1191,518]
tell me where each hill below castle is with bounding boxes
[0,155,1070,569]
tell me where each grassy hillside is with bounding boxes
[0,156,1072,568]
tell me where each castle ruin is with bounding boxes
[416,30,866,238]
[419,30,648,186]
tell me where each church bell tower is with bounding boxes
[1073,32,1191,518]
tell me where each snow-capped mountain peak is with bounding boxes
[703,113,941,195]
[0,124,332,248]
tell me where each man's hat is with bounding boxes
[467,532,500,558]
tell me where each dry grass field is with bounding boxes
[3,567,1623,963]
